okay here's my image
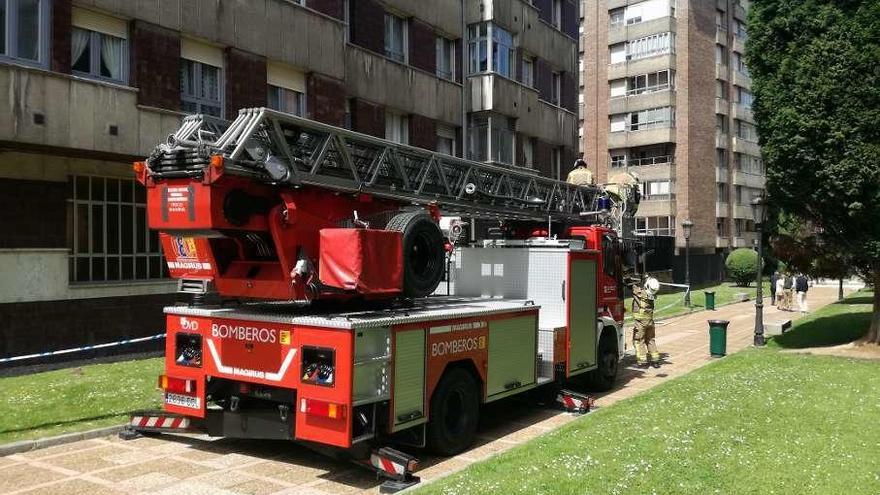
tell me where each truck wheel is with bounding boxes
[426,367,480,456]
[387,211,445,298]
[586,331,619,392]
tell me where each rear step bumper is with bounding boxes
[124,407,294,440]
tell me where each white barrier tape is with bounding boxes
[0,334,166,364]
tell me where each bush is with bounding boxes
[726,248,759,287]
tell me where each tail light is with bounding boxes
[301,398,346,420]
[159,375,196,395]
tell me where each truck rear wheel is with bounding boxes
[586,330,619,392]
[426,367,480,456]
[387,211,445,298]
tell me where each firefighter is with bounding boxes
[566,158,594,186]
[630,275,661,368]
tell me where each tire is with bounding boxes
[426,367,480,456]
[387,211,445,298]
[586,330,619,392]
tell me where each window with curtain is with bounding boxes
[1,0,48,64]
[71,27,127,83]
[384,13,407,63]
[521,56,534,87]
[436,36,455,80]
[267,85,305,117]
[385,110,409,144]
[180,59,222,117]
[436,125,456,156]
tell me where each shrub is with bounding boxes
[726,248,759,287]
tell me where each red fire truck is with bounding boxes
[126,108,639,490]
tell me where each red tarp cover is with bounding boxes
[318,229,403,294]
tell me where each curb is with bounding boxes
[0,424,124,457]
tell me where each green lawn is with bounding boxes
[0,358,163,444]
[418,291,880,495]
[630,280,772,321]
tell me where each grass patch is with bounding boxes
[0,358,163,444]
[631,280,772,321]
[769,290,874,349]
[418,291,880,495]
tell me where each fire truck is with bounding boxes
[126,108,640,490]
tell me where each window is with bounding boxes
[717,182,728,202]
[610,153,626,167]
[522,137,534,168]
[467,23,488,73]
[521,55,535,87]
[551,0,562,29]
[737,86,753,108]
[551,71,561,105]
[1,0,48,64]
[715,9,726,29]
[70,9,128,83]
[436,36,455,80]
[467,113,514,165]
[437,125,456,156]
[385,110,409,144]
[716,44,728,65]
[716,114,728,133]
[610,113,626,133]
[615,0,673,28]
[641,180,672,199]
[609,43,626,65]
[467,23,515,78]
[627,69,672,96]
[609,7,624,28]
[627,106,674,131]
[716,80,728,100]
[552,147,562,180]
[384,13,407,63]
[736,119,757,141]
[626,32,673,62]
[491,24,515,78]
[717,148,727,168]
[717,218,729,237]
[268,86,305,116]
[734,19,747,39]
[635,216,675,236]
[733,51,749,75]
[267,62,306,117]
[735,153,764,174]
[734,218,744,237]
[180,59,222,117]
[623,144,674,166]
[67,176,166,283]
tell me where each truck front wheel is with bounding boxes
[586,330,619,392]
[426,367,480,456]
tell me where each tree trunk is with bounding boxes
[868,268,880,344]
[839,278,844,302]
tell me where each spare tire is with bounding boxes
[387,211,445,298]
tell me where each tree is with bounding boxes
[726,248,759,287]
[746,0,880,343]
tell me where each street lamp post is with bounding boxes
[751,195,767,347]
[681,219,694,307]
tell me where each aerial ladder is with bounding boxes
[136,107,639,302]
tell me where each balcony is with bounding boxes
[715,98,729,115]
[716,202,729,217]
[609,16,677,45]
[716,167,729,182]
[716,29,728,45]
[731,168,765,188]
[468,74,576,145]
[636,198,676,217]
[732,136,761,156]
[0,63,182,158]
[609,87,675,114]
[732,35,746,55]
[493,2,577,70]
[347,47,462,125]
[730,103,753,122]
[608,54,676,80]
[732,69,751,88]
[716,131,730,149]
[608,126,676,148]
[733,204,753,219]
[716,236,731,248]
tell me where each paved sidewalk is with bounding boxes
[0,287,842,495]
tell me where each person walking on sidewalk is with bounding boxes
[796,273,810,314]
[630,275,661,369]
[783,273,795,311]
[770,271,779,306]
[775,274,785,310]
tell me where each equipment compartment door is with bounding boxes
[567,256,598,375]
[486,315,537,400]
[391,329,427,432]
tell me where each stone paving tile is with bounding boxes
[306,468,378,494]
[235,459,333,485]
[117,471,180,492]
[48,445,135,473]
[151,480,241,495]
[0,455,22,469]
[16,478,126,495]
[16,439,107,460]
[95,457,214,483]
[0,463,69,493]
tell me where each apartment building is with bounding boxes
[0,0,578,358]
[579,0,764,280]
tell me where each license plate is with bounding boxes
[165,392,201,409]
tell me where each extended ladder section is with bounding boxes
[148,108,637,224]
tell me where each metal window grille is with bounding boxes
[67,176,167,283]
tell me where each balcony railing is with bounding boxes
[641,193,676,201]
[611,83,673,100]
[610,154,673,167]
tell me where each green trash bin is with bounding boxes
[708,320,729,357]
[705,291,716,311]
